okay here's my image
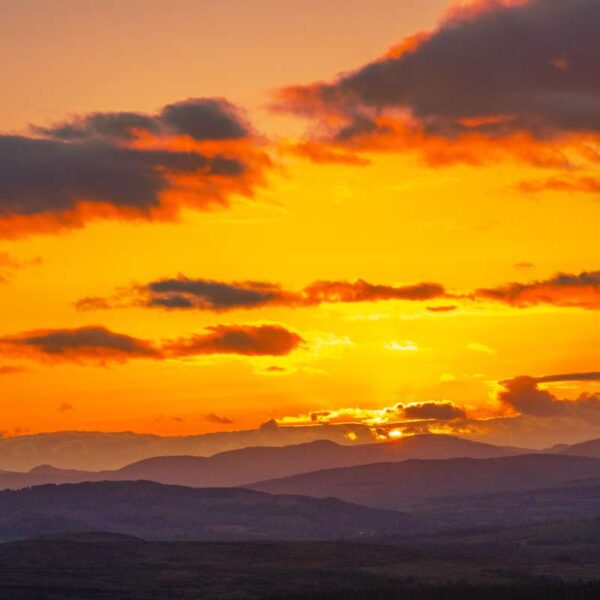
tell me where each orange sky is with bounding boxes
[0,0,599,445]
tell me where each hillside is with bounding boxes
[248,454,600,510]
[0,480,413,541]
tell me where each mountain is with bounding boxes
[248,454,600,510]
[0,422,377,471]
[559,437,600,458]
[0,434,526,490]
[0,480,413,541]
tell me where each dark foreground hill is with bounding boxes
[0,532,599,600]
[0,434,525,491]
[249,453,600,510]
[0,480,412,541]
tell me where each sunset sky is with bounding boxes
[1,0,599,447]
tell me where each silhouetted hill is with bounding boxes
[0,434,525,490]
[0,480,413,541]
[249,454,600,510]
[0,424,377,471]
[560,437,600,458]
[110,434,523,485]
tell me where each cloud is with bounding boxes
[35,98,250,143]
[163,324,304,357]
[77,270,600,315]
[205,412,234,425]
[535,372,600,383]
[0,326,160,365]
[517,175,600,195]
[399,401,466,421]
[145,278,294,311]
[280,400,468,429]
[303,280,445,303]
[0,324,303,365]
[473,270,600,309]
[58,402,74,413]
[274,369,600,446]
[0,98,268,237]
[273,0,600,167]
[499,374,600,418]
[76,277,448,312]
[426,305,457,313]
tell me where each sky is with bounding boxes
[0,0,599,447]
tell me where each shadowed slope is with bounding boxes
[248,454,600,510]
[0,480,413,541]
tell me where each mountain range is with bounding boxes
[0,434,525,490]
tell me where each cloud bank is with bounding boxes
[274,0,600,167]
[76,276,448,312]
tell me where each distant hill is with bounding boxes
[0,423,377,471]
[0,434,525,490]
[0,480,413,541]
[559,437,600,458]
[248,454,600,510]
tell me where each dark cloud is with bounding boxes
[146,278,290,311]
[303,279,445,303]
[76,277,448,312]
[400,401,467,421]
[473,270,600,309]
[58,402,74,413]
[0,136,239,215]
[0,323,303,365]
[164,324,304,357]
[536,372,600,383]
[160,98,249,141]
[499,374,600,418]
[274,0,600,165]
[35,98,250,143]
[0,99,266,236]
[0,326,160,364]
[205,412,234,425]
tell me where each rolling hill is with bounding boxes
[248,454,600,510]
[0,434,525,490]
[0,480,413,541]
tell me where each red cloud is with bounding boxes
[76,277,448,312]
[0,324,303,365]
[273,0,600,168]
[0,99,270,237]
[474,271,600,309]
[163,324,304,358]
